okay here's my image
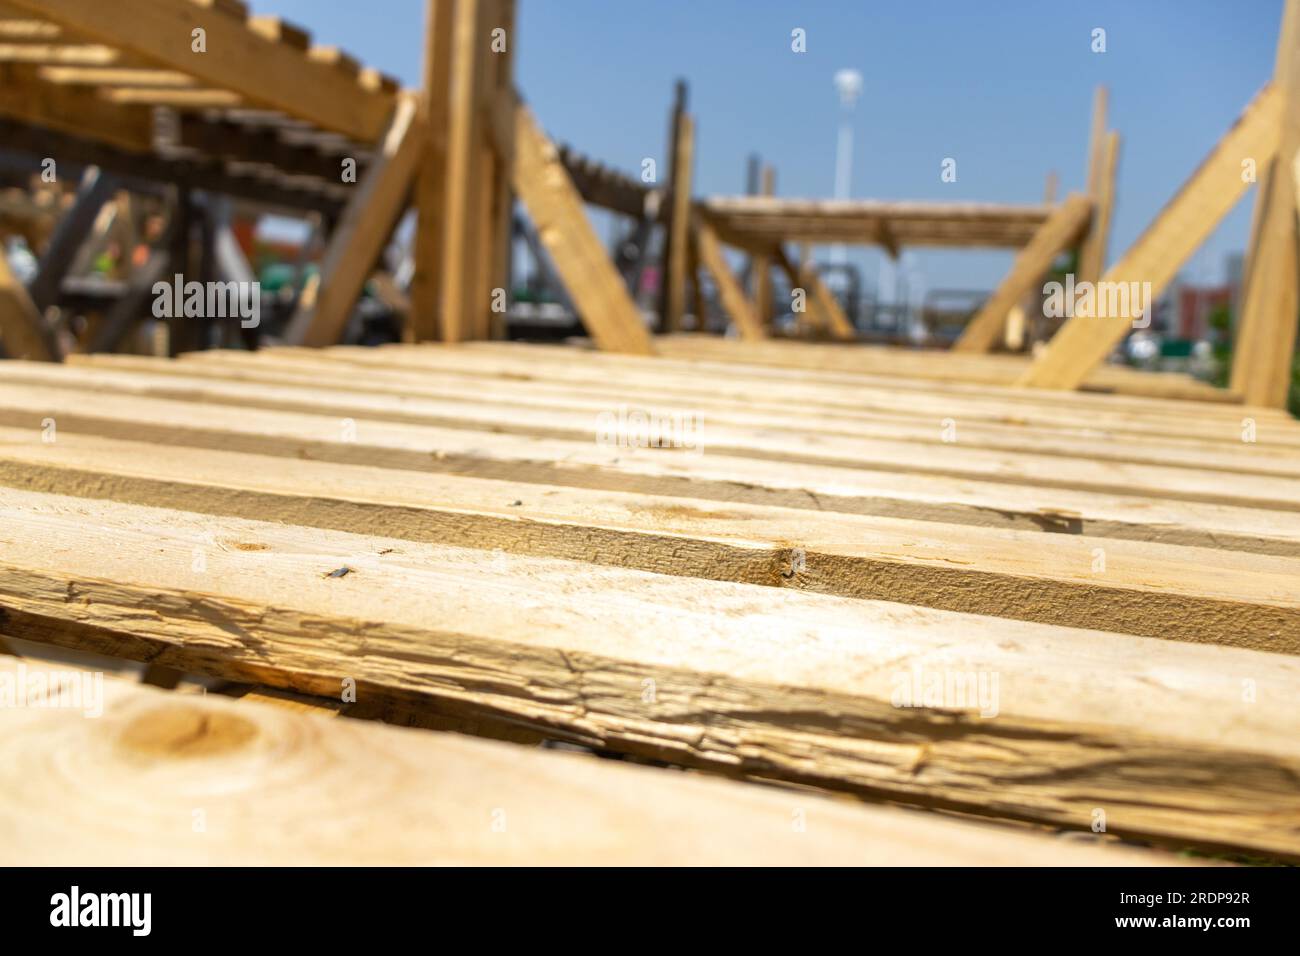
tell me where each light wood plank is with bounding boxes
[1020,84,1283,390]
[3,486,1298,857]
[4,0,394,141]
[0,656,1173,866]
[664,110,694,333]
[1,424,1298,650]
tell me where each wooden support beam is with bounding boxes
[1233,0,1300,408]
[36,65,196,87]
[27,165,118,313]
[507,101,653,355]
[285,96,422,348]
[4,0,394,142]
[953,194,1093,353]
[694,215,765,341]
[0,237,58,360]
[1021,84,1282,389]
[662,90,693,333]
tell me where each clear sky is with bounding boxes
[251,0,1282,298]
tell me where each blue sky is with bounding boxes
[252,0,1282,297]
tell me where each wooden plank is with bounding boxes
[284,96,422,348]
[4,0,394,142]
[408,0,455,343]
[1,422,1298,650]
[45,354,1300,480]
[694,215,765,341]
[0,656,1173,866]
[36,66,197,87]
[3,486,1299,857]
[0,239,58,360]
[1232,0,1300,408]
[9,364,1300,561]
[0,62,153,152]
[1021,84,1283,390]
[654,333,1238,403]
[507,102,653,354]
[770,246,854,339]
[952,194,1093,352]
[478,0,516,340]
[663,109,694,333]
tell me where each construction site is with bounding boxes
[0,0,1299,882]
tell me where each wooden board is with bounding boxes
[3,484,1298,857]
[694,215,765,341]
[5,0,395,141]
[0,656,1177,866]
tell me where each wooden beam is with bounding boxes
[0,656,1169,866]
[1232,0,1300,408]
[0,63,153,152]
[36,65,196,87]
[694,215,765,341]
[3,483,1300,857]
[4,0,394,142]
[953,194,1093,353]
[0,237,58,360]
[1021,84,1283,389]
[408,0,455,343]
[479,0,516,341]
[772,244,856,339]
[507,101,653,355]
[284,96,422,348]
[662,102,694,332]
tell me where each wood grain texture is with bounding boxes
[0,656,1180,866]
[2,487,1297,857]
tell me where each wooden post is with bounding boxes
[751,166,775,329]
[661,81,693,333]
[438,0,493,342]
[1021,84,1282,390]
[1232,0,1300,408]
[408,0,455,343]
